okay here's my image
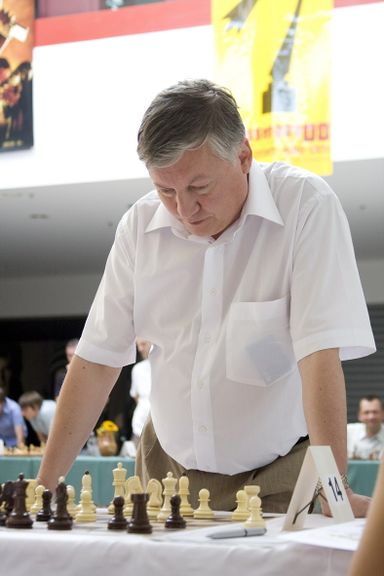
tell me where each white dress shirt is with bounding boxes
[77,161,375,475]
[347,422,384,459]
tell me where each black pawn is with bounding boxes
[36,489,53,522]
[108,496,128,531]
[127,493,152,534]
[5,473,33,529]
[48,480,73,531]
[165,494,186,529]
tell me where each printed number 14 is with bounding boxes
[328,476,343,502]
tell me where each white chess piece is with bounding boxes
[25,479,37,512]
[123,475,143,517]
[108,462,127,514]
[178,476,194,516]
[244,493,266,529]
[66,485,77,517]
[146,478,163,520]
[75,490,97,522]
[77,472,96,513]
[231,489,250,521]
[30,484,45,514]
[244,485,260,509]
[157,472,177,521]
[193,488,214,519]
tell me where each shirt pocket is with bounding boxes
[226,296,296,386]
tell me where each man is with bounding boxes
[347,395,384,460]
[37,79,375,515]
[19,391,56,444]
[0,386,26,447]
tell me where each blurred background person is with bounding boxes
[130,338,151,447]
[347,395,384,460]
[53,338,79,399]
[0,386,26,448]
[19,390,56,444]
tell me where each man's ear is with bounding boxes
[239,139,253,174]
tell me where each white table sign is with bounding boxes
[283,446,354,531]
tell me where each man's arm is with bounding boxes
[36,355,121,490]
[298,348,370,517]
[14,423,25,447]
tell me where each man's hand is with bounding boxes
[320,488,371,518]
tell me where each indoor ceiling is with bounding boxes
[0,158,383,279]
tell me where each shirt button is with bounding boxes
[209,288,217,296]
[198,381,204,389]
[199,425,208,433]
[204,335,211,343]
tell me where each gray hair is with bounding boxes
[137,79,246,167]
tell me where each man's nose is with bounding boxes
[176,192,199,219]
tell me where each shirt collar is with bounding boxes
[144,160,284,236]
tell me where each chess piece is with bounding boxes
[146,478,163,520]
[124,475,143,517]
[30,484,45,515]
[108,462,127,514]
[178,475,194,517]
[244,493,266,529]
[165,494,186,529]
[75,490,97,522]
[24,479,37,512]
[5,473,33,529]
[2,480,15,516]
[36,489,53,521]
[193,488,214,519]
[48,480,73,530]
[0,483,7,526]
[78,471,96,513]
[231,490,250,521]
[244,485,260,508]
[127,493,152,534]
[66,485,77,518]
[108,496,128,530]
[157,472,177,521]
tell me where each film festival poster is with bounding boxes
[0,0,34,152]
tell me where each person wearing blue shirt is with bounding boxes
[0,386,26,447]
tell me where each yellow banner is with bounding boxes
[212,0,333,175]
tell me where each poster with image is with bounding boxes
[0,0,34,152]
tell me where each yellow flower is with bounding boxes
[97,420,119,434]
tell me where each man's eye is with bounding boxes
[159,189,174,197]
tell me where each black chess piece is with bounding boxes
[0,483,6,526]
[2,481,15,517]
[48,480,73,530]
[165,494,186,529]
[127,493,152,534]
[108,496,128,531]
[36,489,53,522]
[5,473,33,529]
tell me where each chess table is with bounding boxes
[0,510,356,576]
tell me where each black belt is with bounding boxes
[295,435,309,445]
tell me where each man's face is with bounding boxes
[148,140,252,239]
[358,399,384,434]
[21,406,38,421]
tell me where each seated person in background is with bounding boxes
[19,391,56,444]
[130,339,152,446]
[348,456,384,575]
[53,339,79,399]
[0,386,26,447]
[347,395,384,460]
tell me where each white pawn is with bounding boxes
[146,478,163,520]
[231,489,250,521]
[75,490,97,522]
[123,475,143,517]
[66,485,77,517]
[30,484,45,514]
[78,472,96,513]
[108,462,127,514]
[244,494,266,529]
[244,485,260,508]
[193,488,214,520]
[178,476,194,517]
[157,472,177,521]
